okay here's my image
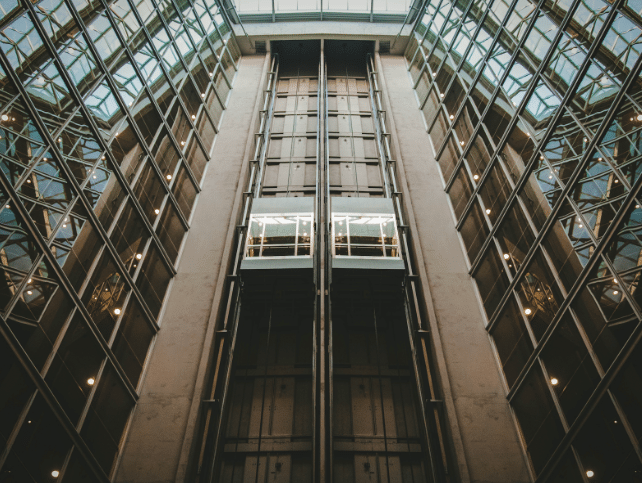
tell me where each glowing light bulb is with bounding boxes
[52,470,60,478]
[460,141,465,145]
[181,141,185,146]
[114,308,121,315]
[485,209,491,214]
[209,72,213,77]
[503,253,510,260]
[166,174,172,180]
[0,114,7,121]
[155,209,160,214]
[28,279,31,283]
[637,114,642,121]
[586,471,594,478]
[87,377,95,385]
[136,253,142,260]
[473,174,479,180]
[27,290,32,295]
[191,114,196,120]
[613,290,619,295]
[440,93,444,98]
[201,93,205,98]
[449,115,454,120]
[524,308,532,315]
[432,72,436,77]
[551,378,558,385]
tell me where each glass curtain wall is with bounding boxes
[0,0,239,481]
[405,0,642,479]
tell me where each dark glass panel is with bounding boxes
[81,250,130,340]
[135,243,170,318]
[0,336,35,450]
[540,314,600,423]
[80,364,133,473]
[45,313,105,423]
[511,364,565,474]
[155,201,185,263]
[3,395,73,482]
[517,249,563,341]
[573,397,640,483]
[490,296,534,388]
[112,298,154,387]
[474,246,510,319]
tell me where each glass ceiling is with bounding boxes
[232,0,413,19]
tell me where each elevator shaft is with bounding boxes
[195,41,452,483]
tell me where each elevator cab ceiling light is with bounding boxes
[241,197,314,272]
[331,197,404,271]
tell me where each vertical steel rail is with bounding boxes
[313,48,323,483]
[197,53,279,483]
[318,40,330,483]
[366,52,449,482]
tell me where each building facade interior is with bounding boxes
[0,0,641,481]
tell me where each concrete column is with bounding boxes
[377,54,531,483]
[115,54,268,483]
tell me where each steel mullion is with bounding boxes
[408,0,449,69]
[533,324,642,482]
[68,0,193,243]
[0,163,140,403]
[123,0,219,162]
[422,0,521,156]
[166,0,233,121]
[497,59,642,404]
[481,38,635,343]
[456,0,610,275]
[416,0,467,83]
[97,10,207,203]
[606,387,642,463]
[186,0,238,85]
[433,0,553,169]
[12,5,172,323]
[1,20,169,336]
[26,6,180,294]
[0,316,112,483]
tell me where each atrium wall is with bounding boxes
[405,0,642,480]
[0,0,239,481]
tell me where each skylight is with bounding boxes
[234,0,412,15]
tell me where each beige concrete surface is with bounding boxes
[378,54,532,483]
[114,55,267,483]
